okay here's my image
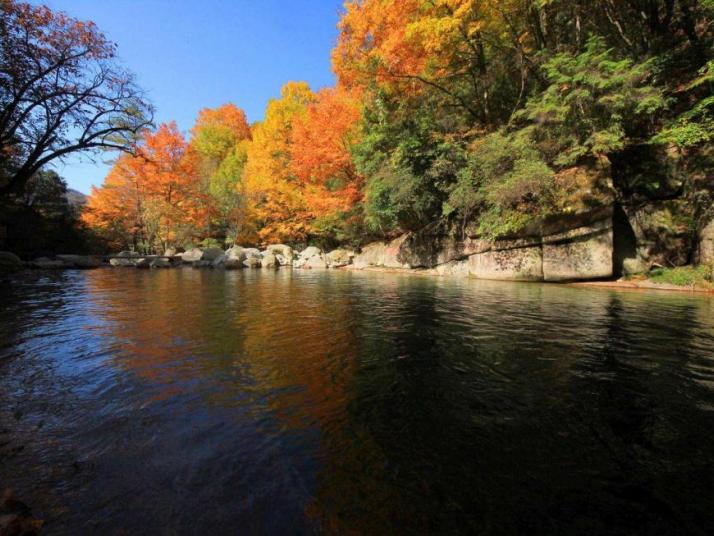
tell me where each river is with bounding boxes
[1,268,714,534]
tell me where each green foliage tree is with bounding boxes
[446,132,556,238]
[517,37,667,166]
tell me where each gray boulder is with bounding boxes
[192,260,213,268]
[294,246,327,269]
[243,256,262,268]
[150,257,171,268]
[211,254,227,269]
[163,246,184,257]
[0,252,23,275]
[222,246,246,269]
[266,244,294,264]
[110,250,139,267]
[326,248,355,268]
[135,257,152,269]
[181,248,203,263]
[261,251,279,268]
[242,248,262,268]
[201,247,225,262]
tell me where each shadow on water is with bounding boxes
[1,269,714,534]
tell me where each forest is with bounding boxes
[2,0,714,264]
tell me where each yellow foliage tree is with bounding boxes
[242,81,315,244]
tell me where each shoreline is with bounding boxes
[341,265,714,295]
[9,252,714,296]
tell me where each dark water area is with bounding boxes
[1,269,714,535]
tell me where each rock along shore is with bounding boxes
[3,204,713,294]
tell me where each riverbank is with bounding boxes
[4,244,713,296]
[344,264,714,295]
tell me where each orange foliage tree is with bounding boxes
[332,0,523,124]
[82,122,202,252]
[290,87,364,241]
[242,81,315,244]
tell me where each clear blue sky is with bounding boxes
[35,0,344,194]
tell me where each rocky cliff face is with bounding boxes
[352,154,711,282]
[352,206,615,281]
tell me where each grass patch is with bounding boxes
[648,265,713,288]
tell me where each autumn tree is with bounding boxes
[0,0,153,196]
[82,153,147,250]
[83,123,201,252]
[243,81,315,244]
[290,87,364,242]
[189,103,252,243]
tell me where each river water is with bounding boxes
[1,268,714,535]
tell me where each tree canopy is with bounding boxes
[77,0,713,253]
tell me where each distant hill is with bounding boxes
[65,188,87,208]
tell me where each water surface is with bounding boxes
[1,269,714,534]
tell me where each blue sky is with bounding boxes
[36,0,344,193]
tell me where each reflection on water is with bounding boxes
[1,269,714,535]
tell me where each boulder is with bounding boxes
[192,260,213,268]
[243,256,262,268]
[30,257,65,269]
[222,246,246,269]
[135,257,152,269]
[201,247,225,262]
[150,257,171,268]
[211,254,227,269]
[261,251,279,268]
[180,248,203,264]
[326,249,355,268]
[225,246,245,261]
[241,248,262,268]
[295,246,327,269]
[0,251,23,275]
[266,244,294,264]
[163,246,184,257]
[56,254,101,268]
[110,250,139,267]
[243,248,262,258]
